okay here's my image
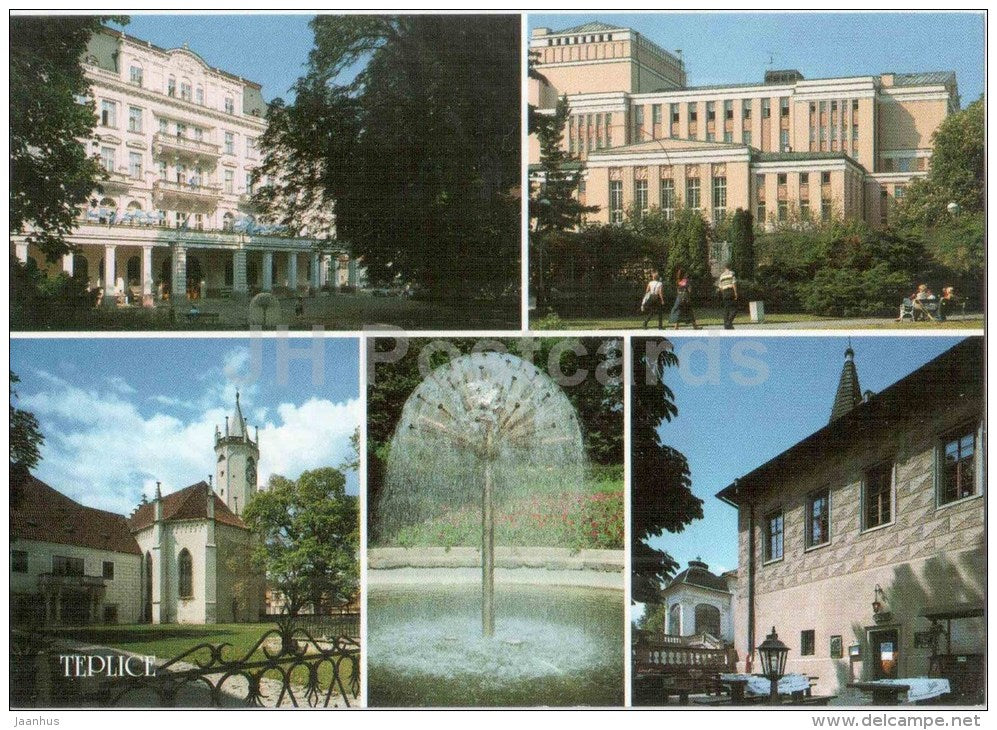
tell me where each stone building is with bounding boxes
[717,339,984,698]
[11,25,360,302]
[661,558,736,645]
[10,394,265,625]
[529,21,961,228]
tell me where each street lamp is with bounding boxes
[757,626,789,705]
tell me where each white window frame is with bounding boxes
[861,460,896,533]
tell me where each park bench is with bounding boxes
[186,311,220,325]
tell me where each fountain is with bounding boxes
[381,351,585,636]
[371,351,624,706]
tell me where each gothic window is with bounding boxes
[247,457,257,487]
[668,604,681,635]
[178,548,193,599]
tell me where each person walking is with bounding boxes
[669,269,700,330]
[717,266,738,329]
[642,270,666,329]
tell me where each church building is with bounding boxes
[10,394,265,626]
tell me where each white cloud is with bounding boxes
[23,370,359,516]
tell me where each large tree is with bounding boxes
[242,467,358,616]
[529,95,599,308]
[895,97,984,227]
[254,15,521,301]
[631,339,702,605]
[10,372,43,481]
[10,16,120,261]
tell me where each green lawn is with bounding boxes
[534,308,834,330]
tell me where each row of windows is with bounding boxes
[610,175,729,224]
[12,552,115,580]
[99,100,257,159]
[757,199,833,224]
[97,146,256,192]
[126,63,238,115]
[763,424,980,562]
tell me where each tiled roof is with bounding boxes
[553,21,622,34]
[667,560,730,593]
[128,481,247,531]
[718,338,983,505]
[11,474,141,555]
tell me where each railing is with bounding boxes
[153,132,222,158]
[11,617,360,708]
[37,573,106,589]
[258,612,359,640]
[154,179,223,198]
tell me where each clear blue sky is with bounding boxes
[108,14,321,103]
[531,12,984,107]
[646,335,968,579]
[11,337,361,514]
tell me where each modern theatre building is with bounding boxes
[11,26,359,304]
[528,22,961,228]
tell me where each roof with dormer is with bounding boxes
[128,481,247,531]
[11,473,141,555]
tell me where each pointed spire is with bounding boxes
[830,342,863,423]
[230,389,247,438]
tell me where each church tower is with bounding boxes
[214,391,260,516]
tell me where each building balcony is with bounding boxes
[99,169,133,191]
[154,179,222,208]
[38,573,106,590]
[153,132,222,163]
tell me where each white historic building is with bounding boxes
[11,25,359,302]
[10,395,264,625]
[661,558,736,645]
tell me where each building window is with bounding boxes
[102,561,115,580]
[821,171,832,185]
[224,169,234,193]
[799,199,810,220]
[762,99,771,119]
[712,176,727,222]
[158,117,168,134]
[706,101,716,122]
[652,104,662,124]
[608,180,623,223]
[706,132,715,142]
[246,137,257,159]
[53,556,84,576]
[129,65,143,86]
[852,123,859,141]
[777,200,788,221]
[764,509,783,562]
[158,160,168,180]
[743,103,752,120]
[245,172,255,196]
[822,197,832,221]
[938,425,978,505]
[180,81,192,101]
[801,629,816,656]
[100,146,116,173]
[864,461,894,530]
[605,113,612,146]
[634,178,648,217]
[806,488,830,548]
[669,604,681,634]
[780,97,790,117]
[103,605,118,623]
[176,122,187,139]
[756,201,766,223]
[129,152,142,180]
[742,130,751,146]
[12,550,27,573]
[724,99,733,120]
[167,77,176,97]
[193,127,204,142]
[723,131,733,143]
[896,157,912,173]
[780,129,790,151]
[688,102,697,123]
[225,132,235,155]
[800,172,809,186]
[695,604,722,637]
[685,177,701,210]
[225,96,235,115]
[178,549,193,598]
[777,173,787,187]
[661,179,675,220]
[128,106,142,133]
[100,100,117,128]
[196,86,204,105]
[671,103,680,124]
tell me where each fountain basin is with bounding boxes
[367,580,625,707]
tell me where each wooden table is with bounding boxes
[849,681,909,705]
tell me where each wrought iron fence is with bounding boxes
[11,617,360,708]
[258,612,360,640]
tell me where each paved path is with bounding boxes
[641,314,983,331]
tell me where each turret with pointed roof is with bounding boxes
[829,344,863,423]
[214,391,260,516]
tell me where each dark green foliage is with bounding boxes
[10,371,43,480]
[664,208,710,300]
[10,16,122,260]
[367,338,623,536]
[728,208,755,279]
[241,468,358,616]
[896,98,984,227]
[10,257,100,330]
[630,340,701,605]
[254,16,521,301]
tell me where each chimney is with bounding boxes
[881,73,895,87]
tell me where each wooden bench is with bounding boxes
[186,311,221,325]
